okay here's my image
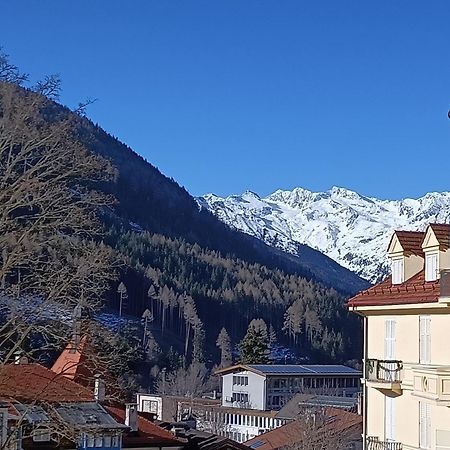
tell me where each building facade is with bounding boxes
[348,223,450,450]
[216,364,361,411]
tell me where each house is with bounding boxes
[136,394,285,444]
[215,364,361,411]
[0,362,127,449]
[348,223,450,449]
[244,407,362,450]
[105,404,184,449]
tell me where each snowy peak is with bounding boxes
[197,187,450,283]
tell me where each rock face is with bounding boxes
[197,187,450,283]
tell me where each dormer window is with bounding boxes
[425,253,438,282]
[392,258,404,284]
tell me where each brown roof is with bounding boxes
[105,405,183,447]
[244,408,361,450]
[347,270,439,307]
[390,231,425,255]
[0,363,93,403]
[429,223,450,250]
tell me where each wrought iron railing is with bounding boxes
[367,436,402,450]
[366,359,403,383]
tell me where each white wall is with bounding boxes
[222,371,266,410]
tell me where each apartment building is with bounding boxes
[348,223,450,450]
[216,364,361,411]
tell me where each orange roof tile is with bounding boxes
[105,405,183,447]
[0,363,93,403]
[51,336,92,383]
[347,270,439,307]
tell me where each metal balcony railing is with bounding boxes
[367,436,402,450]
[366,359,403,383]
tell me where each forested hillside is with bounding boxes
[0,75,365,373]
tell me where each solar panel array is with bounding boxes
[248,364,361,375]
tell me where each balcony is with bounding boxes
[367,436,402,450]
[365,359,403,393]
[411,365,450,405]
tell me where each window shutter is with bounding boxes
[420,316,431,364]
[385,319,396,360]
[419,402,431,449]
[425,254,438,282]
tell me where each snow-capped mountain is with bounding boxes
[197,187,450,283]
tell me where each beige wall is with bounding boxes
[365,308,450,449]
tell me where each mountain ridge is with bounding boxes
[197,187,450,283]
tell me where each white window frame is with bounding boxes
[420,316,431,364]
[425,253,439,282]
[392,258,404,284]
[419,401,431,449]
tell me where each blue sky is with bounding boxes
[2,1,450,199]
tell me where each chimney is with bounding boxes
[125,403,138,432]
[94,374,105,402]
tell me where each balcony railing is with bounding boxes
[366,359,403,383]
[367,437,402,450]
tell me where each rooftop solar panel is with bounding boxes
[248,364,361,376]
[249,440,265,449]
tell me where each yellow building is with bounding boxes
[348,223,450,450]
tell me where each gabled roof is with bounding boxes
[51,336,92,384]
[245,408,362,450]
[105,405,183,447]
[347,270,439,307]
[429,223,450,250]
[215,364,360,377]
[0,363,93,403]
[388,231,425,256]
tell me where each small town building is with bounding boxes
[215,364,361,411]
[348,223,450,450]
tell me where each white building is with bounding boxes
[216,364,361,411]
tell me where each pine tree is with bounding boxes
[239,320,270,364]
[216,327,232,368]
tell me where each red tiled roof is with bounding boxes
[347,270,439,307]
[0,363,93,403]
[245,408,361,450]
[51,336,92,383]
[429,223,450,250]
[390,231,425,255]
[105,405,183,447]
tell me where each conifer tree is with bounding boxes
[239,319,270,364]
[216,327,232,368]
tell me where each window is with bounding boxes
[385,396,395,442]
[419,402,431,449]
[142,399,158,413]
[95,435,103,447]
[392,258,404,284]
[271,396,280,406]
[425,253,438,282]
[420,316,431,364]
[87,434,95,448]
[103,435,112,447]
[232,393,249,404]
[111,435,119,448]
[233,375,248,386]
[32,429,50,442]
